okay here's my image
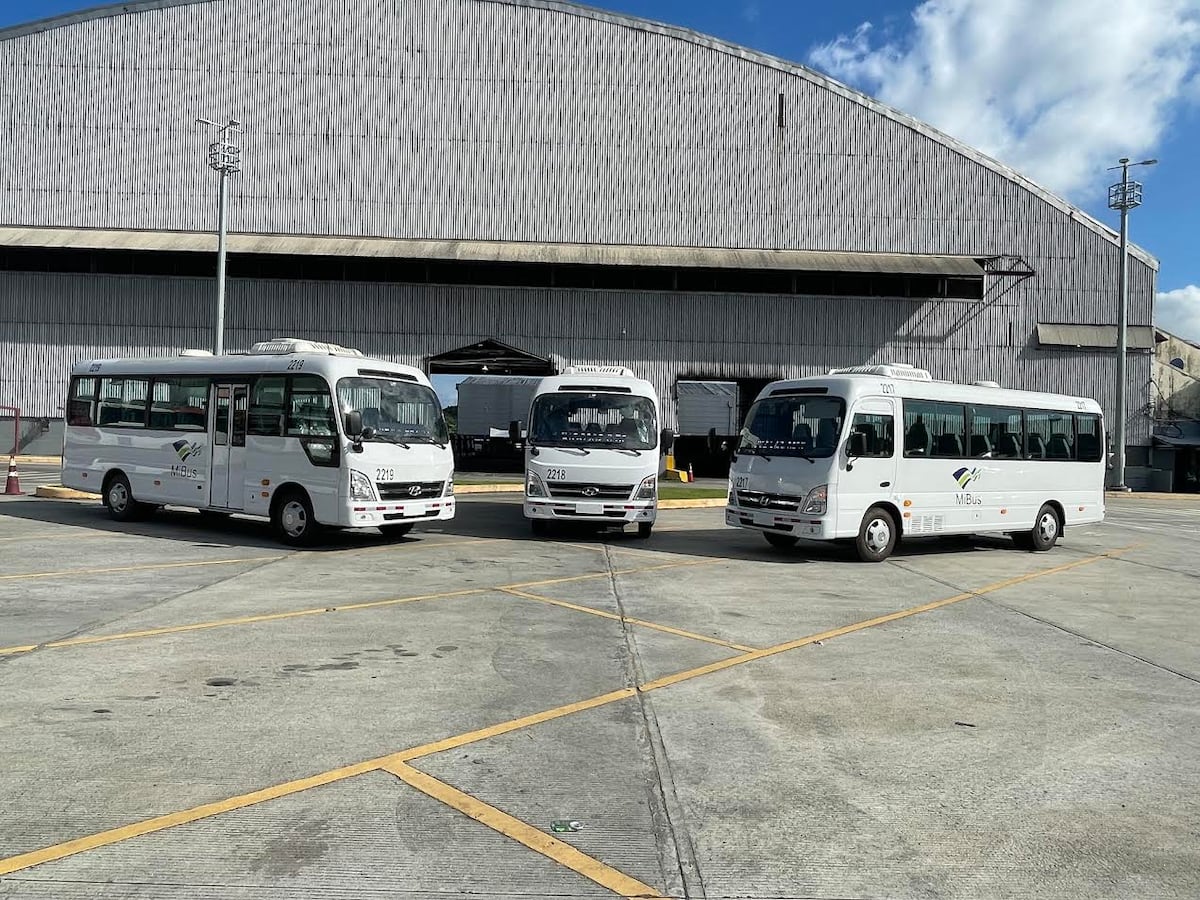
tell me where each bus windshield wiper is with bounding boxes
[739,446,773,461]
[615,448,642,456]
[370,434,411,449]
[406,435,447,449]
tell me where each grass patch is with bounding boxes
[658,486,728,500]
[454,474,523,485]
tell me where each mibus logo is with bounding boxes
[172,439,204,462]
[952,466,981,489]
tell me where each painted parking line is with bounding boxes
[500,587,757,653]
[0,555,286,583]
[0,546,1129,878]
[383,761,663,899]
[0,559,717,658]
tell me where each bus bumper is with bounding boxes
[347,498,456,527]
[524,498,656,525]
[724,505,833,540]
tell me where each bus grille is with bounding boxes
[378,481,444,501]
[548,482,634,500]
[736,490,802,512]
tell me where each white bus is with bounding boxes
[725,364,1106,561]
[523,366,664,538]
[62,338,455,545]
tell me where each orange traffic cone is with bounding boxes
[4,455,21,495]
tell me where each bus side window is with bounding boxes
[1075,414,1103,462]
[849,413,894,457]
[68,377,99,426]
[286,375,335,437]
[249,376,287,436]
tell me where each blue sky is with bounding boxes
[3,0,1198,340]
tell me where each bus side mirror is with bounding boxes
[847,431,867,458]
[344,410,363,438]
[660,428,675,453]
[508,420,521,443]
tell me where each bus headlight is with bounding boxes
[526,472,548,498]
[801,484,828,515]
[443,477,454,497]
[350,469,376,501]
[634,475,657,500]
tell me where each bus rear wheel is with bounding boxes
[764,532,798,551]
[272,489,321,547]
[636,522,653,539]
[1015,504,1060,552]
[855,506,897,562]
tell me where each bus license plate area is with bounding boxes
[576,502,604,515]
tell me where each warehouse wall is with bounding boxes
[1,269,1153,450]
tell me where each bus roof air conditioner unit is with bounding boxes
[561,365,636,377]
[828,364,933,381]
[250,338,363,357]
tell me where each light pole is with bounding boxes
[196,117,243,356]
[1106,156,1156,491]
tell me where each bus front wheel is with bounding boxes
[380,523,414,541]
[104,472,148,522]
[855,506,897,562]
[272,489,321,547]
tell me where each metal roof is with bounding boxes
[0,226,983,276]
[0,0,1157,271]
[1036,323,1156,351]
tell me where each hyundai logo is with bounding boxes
[408,485,423,497]
[582,486,600,497]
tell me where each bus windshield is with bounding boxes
[739,395,845,458]
[337,377,449,445]
[530,392,657,450]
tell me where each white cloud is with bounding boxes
[1157,285,1200,342]
[809,0,1200,199]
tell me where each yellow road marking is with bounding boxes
[383,761,663,899]
[504,558,719,591]
[0,589,487,657]
[0,559,717,658]
[501,587,757,653]
[0,757,384,878]
[0,546,1129,876]
[0,555,285,583]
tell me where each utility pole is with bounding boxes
[196,117,243,356]
[1106,156,1156,491]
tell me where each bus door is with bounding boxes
[209,384,249,510]
[837,398,899,529]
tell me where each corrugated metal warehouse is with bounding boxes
[0,0,1160,482]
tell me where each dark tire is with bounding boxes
[636,522,653,539]
[530,518,549,537]
[271,489,321,547]
[1028,503,1061,552]
[103,472,146,522]
[380,522,414,540]
[855,506,897,562]
[764,532,798,550]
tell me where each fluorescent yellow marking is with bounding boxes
[0,555,285,583]
[0,546,1130,876]
[383,761,663,899]
[0,589,486,657]
[501,587,757,653]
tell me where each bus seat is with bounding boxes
[816,418,836,450]
[996,432,1021,458]
[619,418,640,438]
[934,433,962,457]
[905,419,930,455]
[969,434,992,457]
[1026,434,1047,459]
[1047,433,1072,459]
[852,422,877,453]
[604,422,622,434]
[1077,433,1100,460]
[361,407,381,430]
[585,423,603,434]
[791,423,812,444]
